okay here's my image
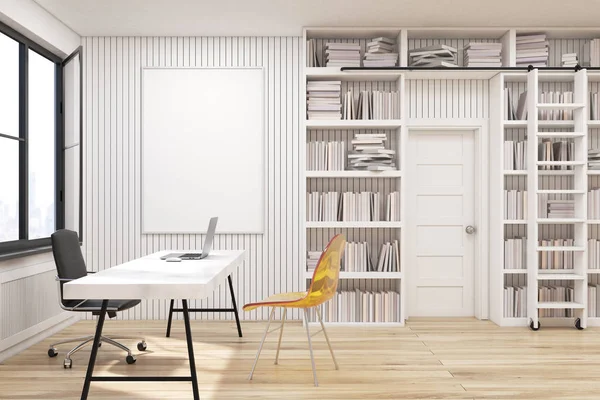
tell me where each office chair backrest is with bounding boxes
[51,229,87,301]
[305,234,346,307]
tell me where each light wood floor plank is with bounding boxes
[1,319,599,399]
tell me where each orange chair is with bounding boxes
[243,234,346,386]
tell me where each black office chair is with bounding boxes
[48,229,147,369]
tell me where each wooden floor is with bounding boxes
[2,319,600,399]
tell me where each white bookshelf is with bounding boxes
[303,27,405,326]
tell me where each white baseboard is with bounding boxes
[0,312,79,363]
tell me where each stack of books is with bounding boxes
[386,192,400,221]
[306,251,322,271]
[539,285,574,317]
[539,91,574,120]
[589,239,600,269]
[325,42,361,67]
[562,53,578,67]
[588,285,599,317]
[539,239,575,269]
[309,290,400,323]
[538,139,574,170]
[504,286,527,318]
[538,194,576,218]
[348,133,396,171]
[306,141,345,170]
[504,140,527,170]
[306,39,321,67]
[589,149,600,170]
[591,92,599,120]
[342,242,373,272]
[375,241,400,272]
[306,81,341,120]
[584,39,600,67]
[363,37,398,67]
[516,33,548,67]
[339,192,381,221]
[463,42,502,67]
[408,44,458,68]
[504,238,527,270]
[588,188,600,218]
[306,192,339,221]
[504,190,528,220]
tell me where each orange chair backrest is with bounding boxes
[304,234,346,307]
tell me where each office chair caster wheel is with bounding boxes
[126,355,136,364]
[63,359,72,369]
[575,318,584,330]
[48,348,58,358]
[529,320,540,331]
[137,341,147,351]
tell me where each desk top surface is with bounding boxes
[63,250,246,300]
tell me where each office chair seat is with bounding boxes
[62,299,141,312]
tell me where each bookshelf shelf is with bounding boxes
[305,119,403,129]
[503,120,575,129]
[537,273,585,280]
[536,218,586,224]
[305,221,402,228]
[503,170,526,175]
[536,103,585,110]
[536,190,586,194]
[503,269,527,274]
[536,246,586,251]
[537,302,585,309]
[504,169,578,176]
[305,271,403,279]
[503,220,526,224]
[536,161,585,166]
[536,132,585,138]
[306,170,402,178]
[588,170,600,175]
[305,67,403,82]
[589,220,600,224]
[587,269,600,274]
[588,120,600,128]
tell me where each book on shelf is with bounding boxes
[307,190,400,222]
[307,192,340,222]
[306,39,321,67]
[409,44,458,67]
[582,38,600,67]
[516,33,548,67]
[504,189,527,220]
[588,285,599,318]
[589,188,600,218]
[504,238,526,270]
[309,290,400,323]
[538,91,574,120]
[347,132,397,170]
[589,149,600,170]
[463,42,502,67]
[306,141,345,171]
[375,241,400,272]
[562,52,579,67]
[342,241,373,272]
[591,92,599,120]
[307,80,341,120]
[325,42,361,67]
[538,239,575,269]
[306,251,322,271]
[588,239,600,270]
[538,285,574,317]
[386,192,401,221]
[538,194,576,219]
[363,37,398,67]
[504,286,527,318]
[504,140,527,170]
[504,89,528,121]
[538,139,574,170]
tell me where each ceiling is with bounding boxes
[34,0,595,37]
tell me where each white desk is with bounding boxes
[64,250,247,400]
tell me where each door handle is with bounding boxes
[465,225,476,234]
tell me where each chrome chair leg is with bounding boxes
[101,337,133,356]
[316,307,338,370]
[274,308,287,365]
[103,335,145,342]
[50,335,94,348]
[248,307,275,380]
[65,337,94,360]
[302,308,319,387]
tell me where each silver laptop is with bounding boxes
[160,217,218,260]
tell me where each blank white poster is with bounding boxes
[142,67,265,234]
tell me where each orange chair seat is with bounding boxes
[243,291,308,311]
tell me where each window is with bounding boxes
[0,23,64,255]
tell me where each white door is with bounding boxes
[407,130,475,317]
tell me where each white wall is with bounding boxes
[82,36,303,321]
[0,0,79,57]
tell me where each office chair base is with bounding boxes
[50,335,147,369]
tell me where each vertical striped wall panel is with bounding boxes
[82,37,302,321]
[0,270,62,340]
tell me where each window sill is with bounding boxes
[0,246,53,262]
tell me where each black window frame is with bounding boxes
[0,21,65,256]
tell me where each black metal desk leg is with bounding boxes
[182,300,200,400]
[227,275,243,337]
[81,299,108,400]
[166,299,175,337]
